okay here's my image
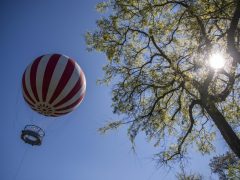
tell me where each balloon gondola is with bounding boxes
[21,54,86,145]
[21,125,45,146]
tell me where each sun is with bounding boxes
[209,53,225,69]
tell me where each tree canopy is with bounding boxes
[86,0,240,164]
[209,152,240,179]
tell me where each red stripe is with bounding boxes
[51,114,58,117]
[23,97,37,112]
[53,111,71,116]
[30,56,42,102]
[45,114,55,117]
[22,71,36,104]
[23,96,35,108]
[53,72,84,108]
[31,107,37,111]
[55,93,85,111]
[49,59,75,104]
[42,54,61,102]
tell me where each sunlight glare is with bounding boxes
[209,53,225,69]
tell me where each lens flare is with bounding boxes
[209,53,225,69]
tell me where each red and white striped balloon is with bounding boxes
[22,54,86,117]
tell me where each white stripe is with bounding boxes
[45,55,68,102]
[55,81,86,109]
[54,93,85,115]
[36,54,52,102]
[51,64,82,106]
[22,88,35,108]
[25,64,37,103]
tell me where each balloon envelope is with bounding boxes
[22,54,86,116]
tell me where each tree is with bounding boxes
[86,0,240,164]
[209,152,240,179]
[176,171,203,180]
[176,164,203,180]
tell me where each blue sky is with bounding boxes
[0,1,226,180]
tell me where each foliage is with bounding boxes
[176,172,203,180]
[86,0,240,164]
[209,152,240,180]
[176,164,203,180]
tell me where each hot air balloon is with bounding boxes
[21,54,86,145]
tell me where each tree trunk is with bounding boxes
[203,103,240,158]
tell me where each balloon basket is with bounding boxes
[21,125,45,146]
